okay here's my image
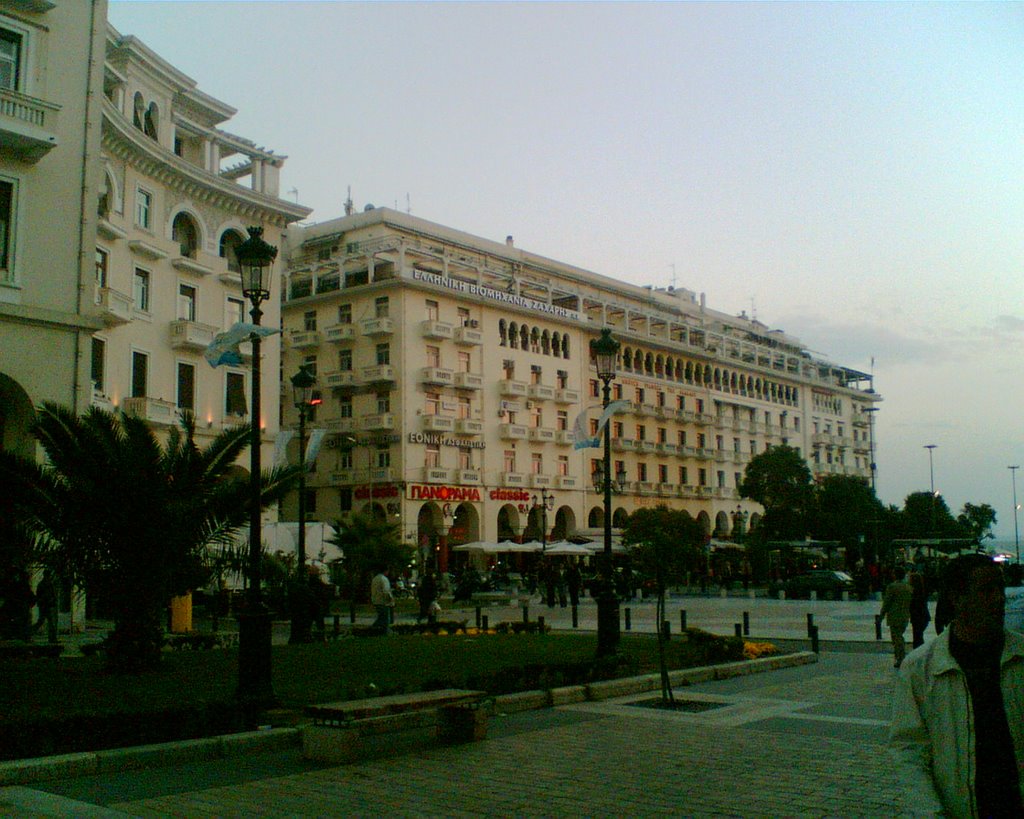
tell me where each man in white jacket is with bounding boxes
[889,554,1024,817]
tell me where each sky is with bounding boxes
[108,1,1024,539]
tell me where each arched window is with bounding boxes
[219,229,243,272]
[509,322,519,349]
[520,325,529,349]
[561,335,569,359]
[685,361,694,383]
[621,347,632,370]
[530,326,540,352]
[551,331,561,358]
[541,329,550,355]
[172,212,199,258]
[97,171,114,219]
[499,319,508,347]
[654,355,664,377]
[132,92,145,130]
[644,353,653,375]
[633,350,643,370]
[144,102,159,141]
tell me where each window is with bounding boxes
[677,395,685,410]
[131,351,148,398]
[589,380,599,398]
[90,337,105,393]
[458,351,470,372]
[635,387,644,404]
[504,449,516,472]
[339,397,352,418]
[0,29,21,91]
[735,473,743,487]
[503,360,515,380]
[135,189,152,229]
[426,346,440,368]
[225,372,247,416]
[459,447,473,469]
[219,230,242,272]
[458,307,470,326]
[531,453,543,474]
[426,299,439,321]
[304,490,318,516]
[613,384,623,400]
[0,179,13,280]
[425,392,440,416]
[557,370,568,389]
[225,297,244,329]
[338,303,352,324]
[133,269,150,312]
[94,248,109,291]
[697,433,706,448]
[657,391,665,407]
[637,425,646,441]
[698,468,707,487]
[530,366,542,385]
[696,399,704,413]
[733,437,740,453]
[558,456,569,476]
[376,343,390,365]
[612,421,623,438]
[304,310,317,331]
[339,449,353,469]
[425,446,440,468]
[177,284,196,321]
[557,410,568,431]
[374,296,389,317]
[658,464,668,483]
[177,362,195,411]
[458,396,471,419]
[376,446,390,468]
[657,427,667,443]
[172,213,198,257]
[679,466,688,485]
[531,405,542,428]
[376,392,390,413]
[717,471,726,488]
[589,418,599,436]
[678,430,687,446]
[637,463,647,482]
[339,488,353,512]
[615,460,625,480]
[338,349,352,371]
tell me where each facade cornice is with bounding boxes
[101,101,311,227]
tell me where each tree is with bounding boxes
[899,491,959,541]
[957,503,997,543]
[329,512,414,606]
[0,404,298,672]
[621,505,705,703]
[740,445,814,543]
[810,475,887,567]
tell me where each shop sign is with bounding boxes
[409,269,581,321]
[488,489,532,502]
[408,432,485,449]
[407,484,482,502]
[354,484,401,500]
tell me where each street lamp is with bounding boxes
[236,225,278,713]
[924,444,937,559]
[1010,465,1020,564]
[288,364,318,644]
[862,407,879,492]
[590,328,622,657]
[531,488,555,556]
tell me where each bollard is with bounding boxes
[522,605,529,624]
[806,612,815,638]
[572,604,578,629]
[537,615,545,634]
[481,614,488,631]
[680,609,687,632]
[475,607,481,629]
[624,607,632,631]
[875,614,883,640]
[743,611,750,636]
[333,614,341,637]
[662,620,671,640]
[810,624,820,654]
[735,623,743,638]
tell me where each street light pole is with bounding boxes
[532,487,554,556]
[236,226,278,714]
[590,328,621,657]
[1010,465,1020,564]
[924,444,937,559]
[288,364,317,644]
[862,407,879,492]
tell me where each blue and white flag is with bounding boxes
[305,428,328,467]
[204,322,281,368]
[571,400,630,449]
[273,430,295,467]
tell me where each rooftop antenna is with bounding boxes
[343,186,354,216]
[287,187,299,203]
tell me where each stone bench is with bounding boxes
[0,641,64,660]
[302,688,489,764]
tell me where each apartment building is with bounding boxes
[281,208,881,570]
[91,26,310,460]
[0,0,107,459]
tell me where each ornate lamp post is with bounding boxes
[862,407,879,492]
[590,328,622,657]
[288,364,318,644]
[532,488,555,556]
[924,444,937,558]
[236,226,278,712]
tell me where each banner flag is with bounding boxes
[204,322,281,368]
[305,428,328,467]
[572,400,630,450]
[273,430,295,467]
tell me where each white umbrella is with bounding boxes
[544,540,595,556]
[451,541,498,552]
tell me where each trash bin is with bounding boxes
[169,593,193,633]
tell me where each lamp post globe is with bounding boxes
[236,225,278,714]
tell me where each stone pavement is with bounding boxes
[15,650,909,817]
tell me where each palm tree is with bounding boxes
[0,403,298,672]
[329,512,414,608]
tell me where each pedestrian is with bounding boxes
[889,553,1024,817]
[544,562,557,608]
[369,564,394,634]
[566,563,582,608]
[416,571,438,623]
[556,566,567,608]
[880,566,913,668]
[908,570,930,649]
[33,568,58,644]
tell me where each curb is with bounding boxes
[0,652,816,787]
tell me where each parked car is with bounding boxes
[771,570,855,600]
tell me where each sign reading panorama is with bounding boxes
[409,269,581,321]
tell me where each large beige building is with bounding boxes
[280,208,880,570]
[92,26,309,457]
[0,0,108,459]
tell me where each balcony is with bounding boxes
[658,484,677,497]
[458,469,482,484]
[122,396,178,426]
[128,239,167,261]
[527,384,555,401]
[289,330,321,348]
[499,380,528,398]
[325,417,357,434]
[454,326,483,346]
[679,485,698,498]
[529,474,553,488]
[611,438,637,452]
[94,286,132,325]
[694,448,713,460]
[501,472,526,487]
[323,370,359,389]
[555,475,578,490]
[714,450,729,463]
[454,419,484,435]
[97,218,126,241]
[0,87,60,163]
[528,427,556,443]
[361,365,396,383]
[696,413,715,425]
[453,372,483,390]
[636,482,656,496]
[630,402,656,416]
[555,430,574,446]
[361,413,395,431]
[677,446,696,458]
[90,390,114,412]
[323,323,356,343]
[499,424,528,440]
[421,320,454,340]
[171,256,214,277]
[169,319,218,351]
[637,440,656,454]
[360,317,395,336]
[677,409,696,423]
[421,367,454,386]
[554,388,580,404]
[656,442,678,456]
[330,468,357,485]
[422,415,455,432]
[421,467,453,483]
[369,468,395,483]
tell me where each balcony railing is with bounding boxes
[0,87,60,163]
[453,372,483,390]
[421,320,454,340]
[323,323,356,343]
[169,319,218,351]
[289,330,321,348]
[422,415,455,432]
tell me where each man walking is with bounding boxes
[889,554,1024,817]
[370,565,394,634]
[880,566,913,668]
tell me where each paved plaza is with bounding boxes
[3,594,916,817]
